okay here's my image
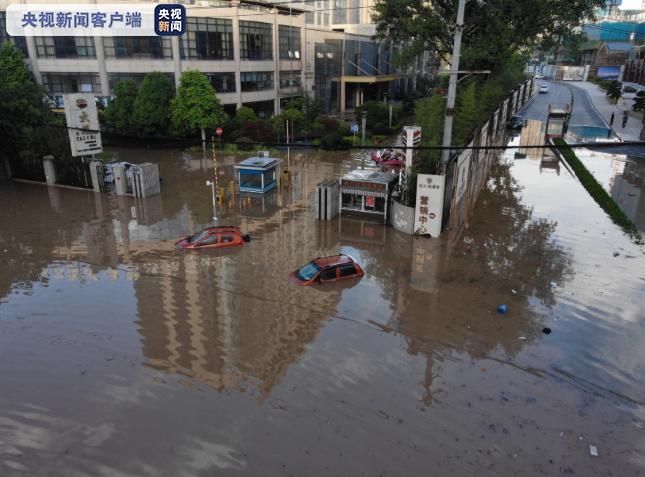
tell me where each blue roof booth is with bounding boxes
[234,157,280,194]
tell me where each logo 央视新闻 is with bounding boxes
[154,4,185,36]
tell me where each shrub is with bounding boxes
[320,133,350,150]
[234,106,257,126]
[319,117,339,133]
[606,80,622,102]
[236,137,254,151]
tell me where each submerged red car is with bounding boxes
[175,226,250,250]
[290,254,364,286]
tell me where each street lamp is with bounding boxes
[206,180,218,223]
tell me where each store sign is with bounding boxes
[64,93,103,157]
[414,174,444,237]
[342,180,386,191]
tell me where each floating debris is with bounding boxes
[497,304,509,314]
[542,327,552,335]
[589,445,598,457]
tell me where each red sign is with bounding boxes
[216,127,223,137]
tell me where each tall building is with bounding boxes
[0,0,430,116]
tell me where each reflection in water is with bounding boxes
[576,148,645,231]
[1,146,644,476]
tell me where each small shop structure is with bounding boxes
[234,156,280,194]
[340,170,398,223]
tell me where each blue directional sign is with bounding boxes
[351,123,359,133]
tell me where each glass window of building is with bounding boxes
[42,73,101,94]
[332,0,347,24]
[279,25,301,60]
[35,37,96,58]
[207,73,236,93]
[240,72,273,92]
[182,17,233,60]
[239,21,272,60]
[108,73,146,93]
[279,71,302,88]
[104,37,171,59]
[0,12,29,57]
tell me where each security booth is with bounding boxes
[340,170,398,223]
[234,156,280,194]
[545,104,571,139]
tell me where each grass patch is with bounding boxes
[553,138,641,242]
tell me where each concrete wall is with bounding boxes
[390,199,415,235]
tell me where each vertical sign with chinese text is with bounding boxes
[154,4,186,36]
[414,174,445,237]
[64,94,102,157]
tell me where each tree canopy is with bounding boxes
[373,0,604,72]
[103,79,138,134]
[171,69,226,138]
[133,72,176,136]
[0,42,46,159]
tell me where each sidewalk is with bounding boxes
[571,81,643,141]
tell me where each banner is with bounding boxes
[64,94,103,157]
[414,174,445,237]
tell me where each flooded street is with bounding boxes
[1,143,644,476]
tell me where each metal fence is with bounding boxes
[55,158,93,189]
[10,152,46,182]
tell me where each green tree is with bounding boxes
[282,107,304,137]
[171,69,226,141]
[0,42,47,160]
[355,100,389,128]
[103,80,138,134]
[234,106,257,126]
[133,72,176,136]
[606,80,622,103]
[373,0,604,73]
[452,80,480,146]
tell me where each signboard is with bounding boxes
[216,127,223,137]
[455,148,471,204]
[64,93,102,157]
[342,180,386,191]
[413,174,445,237]
[154,4,186,36]
[7,4,156,36]
[597,66,621,81]
[351,123,359,133]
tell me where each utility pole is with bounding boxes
[441,0,467,167]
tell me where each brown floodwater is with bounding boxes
[0,142,644,476]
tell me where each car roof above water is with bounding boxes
[313,254,353,268]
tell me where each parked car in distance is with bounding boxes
[539,84,549,94]
[623,85,637,94]
[508,115,526,129]
[535,74,544,79]
[175,226,250,250]
[291,254,364,286]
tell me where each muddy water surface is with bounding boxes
[0,145,644,476]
